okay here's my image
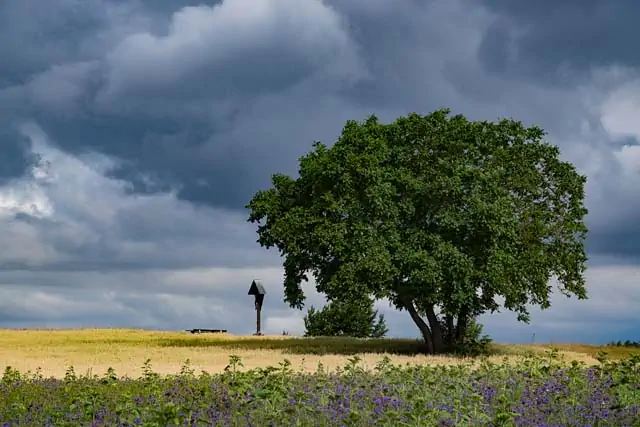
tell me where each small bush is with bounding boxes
[440,317,493,356]
[303,298,388,338]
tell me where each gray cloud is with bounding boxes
[97,1,362,107]
[0,0,639,343]
[477,0,640,85]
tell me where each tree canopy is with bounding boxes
[303,297,388,338]
[246,109,589,354]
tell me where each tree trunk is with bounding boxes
[455,308,469,344]
[425,306,444,354]
[455,317,467,343]
[445,314,454,345]
[400,296,435,354]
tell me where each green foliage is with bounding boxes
[247,109,589,353]
[608,340,640,348]
[303,297,388,338]
[440,317,493,356]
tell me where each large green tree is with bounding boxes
[247,110,588,354]
[303,297,388,338]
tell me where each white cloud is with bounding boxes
[96,0,364,114]
[0,123,272,269]
[601,78,640,139]
[597,76,640,175]
[613,145,640,175]
[265,315,305,336]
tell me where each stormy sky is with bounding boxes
[0,0,638,343]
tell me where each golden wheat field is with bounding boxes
[0,328,636,379]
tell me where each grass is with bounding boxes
[1,328,639,380]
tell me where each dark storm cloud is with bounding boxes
[0,0,364,208]
[0,128,32,183]
[0,0,146,86]
[477,0,640,85]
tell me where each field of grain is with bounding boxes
[2,328,635,379]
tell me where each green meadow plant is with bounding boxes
[0,353,639,426]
